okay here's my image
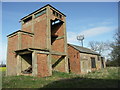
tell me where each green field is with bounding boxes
[2,67,120,88]
[0,67,6,71]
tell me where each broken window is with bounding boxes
[91,57,96,68]
[34,9,46,18]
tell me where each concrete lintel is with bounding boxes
[36,51,50,54]
[28,48,49,52]
[16,51,32,55]
[22,33,34,37]
[51,51,67,56]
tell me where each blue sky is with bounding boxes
[1,2,118,63]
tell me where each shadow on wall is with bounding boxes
[42,77,119,88]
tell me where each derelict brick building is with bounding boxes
[6,4,106,77]
[6,4,69,77]
[68,44,106,74]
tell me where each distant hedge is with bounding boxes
[106,60,120,67]
[0,64,6,67]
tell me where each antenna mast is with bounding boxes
[77,35,84,47]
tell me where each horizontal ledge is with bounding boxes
[15,48,49,54]
[7,30,34,37]
[15,48,66,56]
[51,51,67,56]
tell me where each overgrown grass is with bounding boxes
[2,67,120,88]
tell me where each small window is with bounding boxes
[53,10,55,15]
[56,13,58,17]
[91,57,96,68]
[59,15,62,18]
[77,53,79,58]
[52,10,62,19]
[35,9,46,18]
[23,16,32,23]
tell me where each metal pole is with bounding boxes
[82,40,83,47]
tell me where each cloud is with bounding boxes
[67,31,78,43]
[67,26,115,44]
[79,26,115,38]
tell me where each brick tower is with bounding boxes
[6,4,68,77]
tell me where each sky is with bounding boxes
[1,2,118,64]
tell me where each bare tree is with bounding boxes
[110,30,120,61]
[88,41,110,55]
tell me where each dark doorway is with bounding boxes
[101,57,104,68]
[20,53,32,74]
[68,58,71,73]
[91,57,96,68]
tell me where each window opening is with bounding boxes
[35,9,46,18]
[23,16,32,23]
[91,57,96,68]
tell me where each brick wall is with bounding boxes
[21,34,33,49]
[68,45,81,74]
[80,53,99,73]
[7,35,18,75]
[37,53,51,77]
[33,14,47,49]
[22,20,32,33]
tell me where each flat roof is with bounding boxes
[21,4,66,21]
[7,30,34,37]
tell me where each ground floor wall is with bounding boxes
[80,53,100,74]
[6,50,69,77]
[6,53,17,76]
[68,45,81,74]
[67,45,104,75]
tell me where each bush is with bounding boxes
[106,60,120,67]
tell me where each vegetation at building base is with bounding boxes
[2,67,120,88]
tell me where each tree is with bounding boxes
[106,30,120,67]
[88,41,110,55]
[109,30,120,66]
